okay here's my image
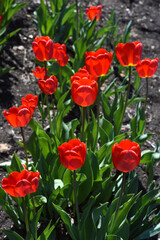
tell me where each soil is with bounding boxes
[0,0,160,239]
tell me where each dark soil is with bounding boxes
[0,0,160,239]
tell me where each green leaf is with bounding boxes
[0,28,21,45]
[52,204,78,240]
[37,219,58,240]
[29,195,47,209]
[31,206,43,239]
[3,230,24,240]
[105,235,123,240]
[77,154,93,204]
[135,222,160,239]
[10,153,24,172]
[113,93,124,136]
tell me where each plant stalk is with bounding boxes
[46,94,53,133]
[124,66,132,112]
[20,127,28,169]
[73,170,80,226]
[81,107,86,142]
[44,61,48,76]
[145,77,148,111]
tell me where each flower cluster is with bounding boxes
[3,94,38,128]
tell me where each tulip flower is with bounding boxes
[136,58,159,110]
[58,139,87,170]
[3,105,32,128]
[71,67,98,83]
[112,139,141,172]
[86,5,102,21]
[136,58,159,78]
[71,78,98,107]
[32,67,46,79]
[1,170,40,197]
[32,36,54,61]
[53,43,69,67]
[38,75,58,95]
[85,49,113,77]
[115,41,143,67]
[21,94,38,115]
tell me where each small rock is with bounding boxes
[0,143,11,153]
[17,45,24,51]
[29,34,33,39]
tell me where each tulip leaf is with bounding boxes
[113,93,124,136]
[3,230,24,240]
[52,203,78,240]
[10,153,24,172]
[134,222,160,240]
[105,235,123,240]
[37,219,58,240]
[31,206,43,239]
[77,154,93,204]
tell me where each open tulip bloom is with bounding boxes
[32,66,46,79]
[136,58,159,78]
[21,94,38,116]
[53,43,69,67]
[38,75,58,95]
[3,105,32,128]
[85,48,113,77]
[112,139,141,173]
[71,77,98,107]
[32,36,54,62]
[86,5,102,21]
[115,41,143,67]
[58,139,86,171]
[1,170,40,197]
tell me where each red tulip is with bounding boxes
[38,75,58,95]
[71,78,98,107]
[115,41,143,67]
[71,67,98,83]
[136,58,159,78]
[32,36,54,61]
[32,67,46,79]
[3,105,32,128]
[58,139,86,170]
[86,5,102,21]
[85,49,113,77]
[1,170,40,197]
[53,43,69,66]
[21,94,38,115]
[112,139,141,173]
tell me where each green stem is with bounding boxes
[46,95,53,133]
[97,77,101,131]
[31,195,36,215]
[145,77,148,111]
[124,66,132,112]
[73,170,80,226]
[94,77,101,150]
[22,197,30,233]
[75,0,79,43]
[44,61,48,76]
[116,66,132,135]
[81,107,86,142]
[51,95,55,118]
[110,173,126,232]
[20,127,28,169]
